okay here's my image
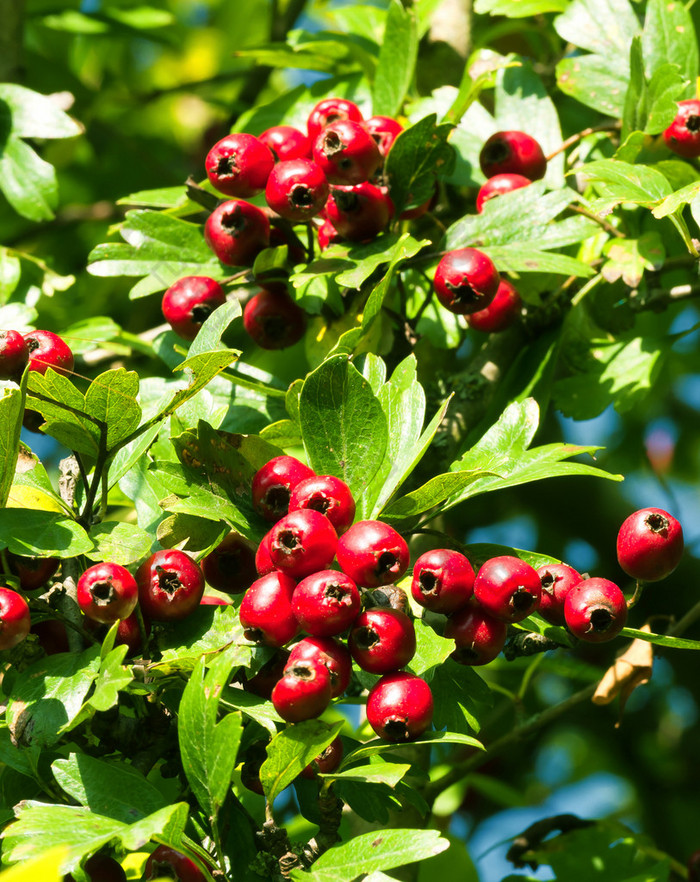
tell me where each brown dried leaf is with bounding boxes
[593,623,653,726]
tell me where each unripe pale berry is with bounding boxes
[616,508,684,582]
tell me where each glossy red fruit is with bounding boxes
[204,199,270,267]
[271,657,332,722]
[23,330,74,377]
[288,635,352,697]
[161,276,226,341]
[301,735,344,778]
[0,587,30,650]
[663,100,700,158]
[135,549,204,622]
[201,532,257,594]
[466,279,522,333]
[289,474,356,535]
[564,577,627,643]
[200,594,231,605]
[205,133,275,197]
[265,159,329,221]
[313,119,382,185]
[479,130,547,181]
[65,853,126,882]
[243,648,289,698]
[307,97,364,144]
[239,571,299,647]
[31,619,69,655]
[349,608,416,674]
[536,563,582,626]
[292,569,361,637]
[255,530,276,576]
[77,562,138,625]
[476,173,531,212]
[114,610,150,656]
[616,507,684,582]
[433,248,500,316]
[0,330,29,379]
[365,115,403,157]
[324,183,393,240]
[366,672,433,742]
[445,603,508,665]
[411,549,475,615]
[474,555,541,623]
[252,455,316,523]
[317,218,342,251]
[8,553,60,591]
[144,845,205,882]
[336,520,409,588]
[269,509,337,579]
[259,124,312,161]
[243,289,307,350]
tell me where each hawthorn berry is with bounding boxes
[271,657,332,722]
[204,199,270,267]
[476,173,531,212]
[349,608,416,674]
[365,115,403,157]
[411,548,475,615]
[243,289,307,350]
[255,530,276,576]
[259,124,312,161]
[252,455,316,523]
[433,248,500,315]
[616,507,684,582]
[239,571,299,648]
[77,562,138,625]
[564,577,627,643]
[307,97,364,143]
[0,587,31,651]
[201,532,257,594]
[466,279,522,333]
[300,735,344,778]
[114,610,150,657]
[336,519,409,588]
[0,330,29,379]
[366,672,433,742]
[31,619,69,655]
[536,563,582,626]
[663,100,700,158]
[313,119,382,185]
[205,133,275,197]
[289,474,356,534]
[479,130,547,181]
[135,549,204,622]
[265,158,329,221]
[287,635,352,697]
[23,330,74,377]
[292,569,361,637]
[445,603,508,665]
[144,845,205,882]
[325,182,393,241]
[268,509,338,579]
[161,276,226,341]
[474,555,541,623]
[317,218,342,251]
[7,553,60,591]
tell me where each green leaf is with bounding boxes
[153,605,254,675]
[299,355,388,502]
[179,651,243,824]
[6,648,101,748]
[0,85,82,140]
[0,248,21,304]
[429,662,493,735]
[340,730,484,768]
[186,299,242,360]
[0,509,93,558]
[622,38,648,141]
[0,377,26,509]
[381,470,492,525]
[407,619,456,678]
[289,829,449,882]
[475,0,567,14]
[322,762,411,787]
[642,0,698,89]
[578,159,672,212]
[652,180,700,219]
[644,65,688,135]
[85,368,142,451]
[361,233,429,330]
[26,369,99,457]
[86,521,152,567]
[619,627,700,650]
[0,136,58,222]
[87,645,135,712]
[261,720,344,803]
[462,543,561,571]
[371,0,418,118]
[555,0,639,57]
[556,54,630,117]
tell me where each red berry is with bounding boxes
[271,657,332,722]
[77,562,138,625]
[23,330,74,377]
[349,608,416,674]
[336,520,409,588]
[313,119,382,185]
[31,619,69,655]
[7,553,60,591]
[114,610,150,656]
[476,173,531,212]
[307,97,364,144]
[317,218,342,251]
[252,455,315,523]
[0,330,29,379]
[201,532,257,594]
[243,289,307,350]
[269,509,337,579]
[239,571,299,647]
[366,672,433,742]
[161,276,226,341]
[0,587,30,650]
[433,248,500,316]
[300,735,344,778]
[466,278,522,333]
[288,635,352,698]
[616,507,684,582]
[205,133,275,197]
[564,577,627,643]
[474,555,541,623]
[289,474,356,535]
[265,158,329,221]
[445,603,508,665]
[663,100,700,158]
[364,115,403,157]
[479,130,547,181]
[324,183,393,241]
[256,530,277,576]
[135,549,204,622]
[204,199,270,267]
[259,125,312,162]
[292,569,361,637]
[411,549,475,615]
[144,845,205,882]
[536,563,582,626]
